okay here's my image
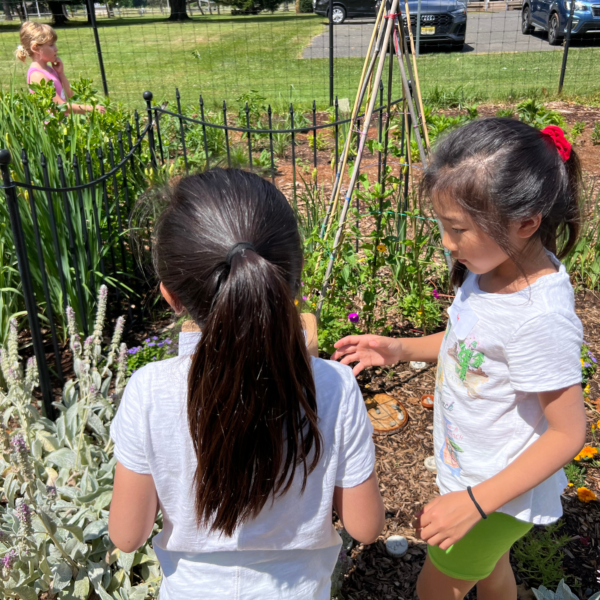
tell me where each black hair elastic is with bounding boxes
[225,242,256,266]
[467,486,488,520]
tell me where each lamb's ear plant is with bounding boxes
[0,285,161,599]
[532,579,600,600]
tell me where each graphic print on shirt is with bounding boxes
[440,416,464,477]
[446,336,488,399]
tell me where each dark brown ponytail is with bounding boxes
[152,168,322,536]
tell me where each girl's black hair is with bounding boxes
[152,168,321,536]
[422,118,581,288]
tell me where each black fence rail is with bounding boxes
[1,88,410,417]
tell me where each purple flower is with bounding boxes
[15,500,31,523]
[2,549,17,570]
[584,362,591,368]
[165,339,172,344]
[152,336,158,341]
[432,289,440,299]
[10,435,27,454]
[147,342,156,347]
[157,342,164,347]
[46,485,57,499]
[144,338,150,344]
[127,347,139,355]
[348,312,359,324]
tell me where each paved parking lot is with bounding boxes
[303,11,565,58]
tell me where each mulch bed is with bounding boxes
[330,290,600,600]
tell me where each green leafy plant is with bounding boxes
[308,133,328,152]
[496,107,515,118]
[564,462,586,488]
[533,579,600,600]
[126,336,176,376]
[592,122,600,146]
[0,286,162,599]
[581,342,597,386]
[516,99,566,130]
[568,121,585,143]
[513,523,572,588]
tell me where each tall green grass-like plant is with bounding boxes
[0,80,149,341]
[563,180,600,290]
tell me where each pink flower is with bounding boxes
[432,289,440,299]
[348,313,359,324]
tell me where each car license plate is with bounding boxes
[421,26,436,35]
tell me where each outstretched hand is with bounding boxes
[413,491,482,550]
[331,335,403,376]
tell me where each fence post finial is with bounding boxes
[143,92,157,171]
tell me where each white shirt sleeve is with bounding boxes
[335,376,375,488]
[110,371,152,474]
[505,313,582,393]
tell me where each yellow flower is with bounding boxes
[294,299,299,306]
[574,446,599,461]
[581,358,585,367]
[577,486,597,503]
[376,244,387,253]
[597,419,600,429]
[584,384,590,395]
[417,310,423,315]
[568,483,574,487]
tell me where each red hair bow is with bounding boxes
[541,125,571,162]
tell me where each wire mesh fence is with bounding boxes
[1,0,599,108]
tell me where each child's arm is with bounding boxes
[416,384,586,550]
[109,461,159,553]
[331,332,445,376]
[333,470,385,544]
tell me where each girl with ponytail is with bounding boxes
[333,119,587,599]
[109,168,384,599]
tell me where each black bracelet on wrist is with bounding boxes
[467,486,488,520]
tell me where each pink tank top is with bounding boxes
[27,65,65,101]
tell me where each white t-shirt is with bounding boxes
[110,332,375,600]
[433,255,582,524]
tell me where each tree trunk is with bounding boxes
[2,0,13,21]
[168,0,190,19]
[48,0,69,24]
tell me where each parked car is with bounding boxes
[521,0,600,45]
[313,0,376,23]
[314,0,467,50]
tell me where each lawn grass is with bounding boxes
[1,13,599,110]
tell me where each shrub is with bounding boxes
[298,0,314,12]
[0,286,161,599]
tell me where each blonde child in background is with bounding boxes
[16,22,105,115]
[333,118,587,600]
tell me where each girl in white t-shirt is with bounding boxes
[108,169,384,599]
[333,119,587,600]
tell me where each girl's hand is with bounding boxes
[52,57,65,76]
[414,491,481,550]
[331,335,404,376]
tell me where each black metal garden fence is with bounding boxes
[0,88,406,418]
